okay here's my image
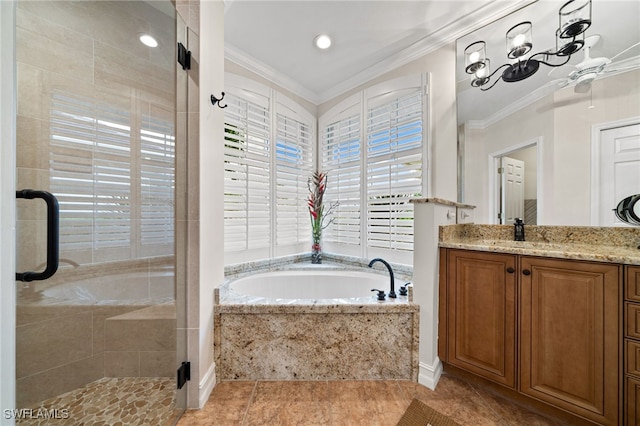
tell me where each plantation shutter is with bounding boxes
[140,115,175,255]
[224,85,271,252]
[50,91,132,257]
[321,98,362,247]
[275,97,314,248]
[366,86,423,252]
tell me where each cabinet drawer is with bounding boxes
[628,376,640,426]
[627,266,640,303]
[626,303,640,339]
[627,340,640,377]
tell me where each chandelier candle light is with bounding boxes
[464,0,592,91]
[307,170,338,264]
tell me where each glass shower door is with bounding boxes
[14,0,181,422]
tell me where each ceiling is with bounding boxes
[224,0,640,113]
[223,0,534,105]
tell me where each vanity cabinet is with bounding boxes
[519,257,620,426]
[439,249,621,425]
[444,250,516,387]
[625,265,640,425]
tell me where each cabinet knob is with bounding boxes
[522,269,531,276]
[506,267,515,274]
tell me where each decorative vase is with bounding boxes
[311,240,322,264]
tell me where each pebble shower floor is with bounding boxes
[16,377,179,425]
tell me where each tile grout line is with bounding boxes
[240,381,258,426]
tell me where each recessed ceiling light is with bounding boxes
[139,34,158,48]
[314,34,332,50]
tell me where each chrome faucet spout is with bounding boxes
[368,258,396,298]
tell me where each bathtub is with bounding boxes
[39,270,174,305]
[227,269,389,301]
[216,262,419,381]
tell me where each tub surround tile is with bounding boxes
[217,256,419,383]
[218,311,417,381]
[440,224,640,265]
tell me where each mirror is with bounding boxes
[456,0,640,226]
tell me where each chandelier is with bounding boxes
[464,0,592,91]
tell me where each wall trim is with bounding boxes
[418,359,443,390]
[198,361,216,409]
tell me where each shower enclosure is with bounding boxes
[14,0,185,421]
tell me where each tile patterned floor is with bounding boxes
[178,374,566,426]
[16,377,179,426]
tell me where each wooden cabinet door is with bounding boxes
[520,257,620,425]
[447,250,517,388]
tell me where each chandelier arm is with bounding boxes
[528,52,572,68]
[479,76,503,91]
[484,63,512,81]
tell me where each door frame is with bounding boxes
[1,0,17,417]
[590,116,640,225]
[488,137,543,225]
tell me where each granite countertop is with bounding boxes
[409,197,475,209]
[439,224,640,265]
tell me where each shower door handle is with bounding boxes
[16,189,60,282]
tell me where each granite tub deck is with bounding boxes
[439,224,640,265]
[214,259,419,382]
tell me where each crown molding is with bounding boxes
[316,0,536,104]
[224,0,535,106]
[225,43,321,105]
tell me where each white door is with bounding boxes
[598,123,640,226]
[501,156,525,224]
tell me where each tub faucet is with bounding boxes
[368,258,396,298]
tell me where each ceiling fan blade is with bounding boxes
[609,41,640,62]
[603,64,640,74]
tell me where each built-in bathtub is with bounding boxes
[40,270,174,305]
[215,260,419,382]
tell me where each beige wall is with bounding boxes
[463,69,640,225]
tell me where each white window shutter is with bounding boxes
[224,82,271,253]
[320,96,362,247]
[366,87,423,252]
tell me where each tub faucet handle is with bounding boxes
[399,283,411,296]
[371,289,386,301]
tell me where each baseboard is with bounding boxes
[198,362,216,409]
[418,358,442,390]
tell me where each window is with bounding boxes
[275,110,313,248]
[366,87,423,252]
[320,74,428,264]
[49,91,175,263]
[223,83,271,255]
[224,74,315,263]
[321,96,362,248]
